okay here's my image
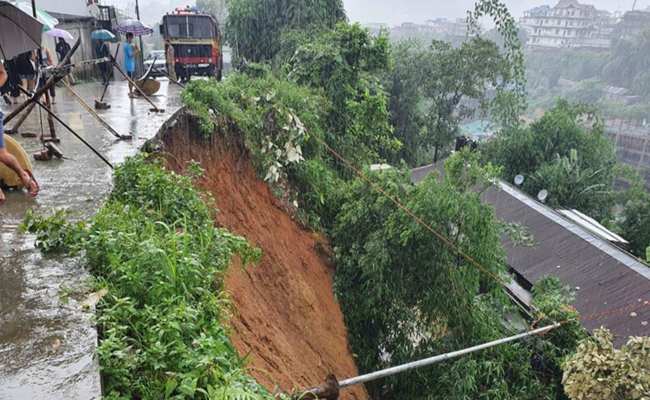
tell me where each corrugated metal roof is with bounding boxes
[557,209,628,244]
[412,164,650,345]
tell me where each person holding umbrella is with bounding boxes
[0,62,39,202]
[55,37,71,62]
[55,38,74,84]
[116,19,151,98]
[123,32,139,97]
[0,0,46,201]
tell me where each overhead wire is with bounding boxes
[309,133,540,319]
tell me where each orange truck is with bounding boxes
[160,7,223,82]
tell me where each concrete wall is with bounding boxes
[41,18,98,80]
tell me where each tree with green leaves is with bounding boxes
[467,0,527,127]
[386,0,526,167]
[483,100,618,221]
[332,151,584,399]
[619,188,650,260]
[196,0,228,25]
[388,38,514,166]
[225,0,346,62]
[287,23,399,172]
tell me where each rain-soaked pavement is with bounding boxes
[0,80,182,399]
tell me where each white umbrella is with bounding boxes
[116,19,153,36]
[0,0,44,60]
[46,28,74,41]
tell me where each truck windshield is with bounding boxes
[164,15,214,39]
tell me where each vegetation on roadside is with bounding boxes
[22,157,274,400]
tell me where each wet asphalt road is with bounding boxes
[0,79,181,399]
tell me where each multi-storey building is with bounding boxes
[521,0,614,49]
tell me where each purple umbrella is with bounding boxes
[116,19,153,36]
[45,27,74,41]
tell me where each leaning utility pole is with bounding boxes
[302,323,562,399]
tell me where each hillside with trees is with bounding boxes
[526,30,650,122]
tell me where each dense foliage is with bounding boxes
[562,328,650,400]
[22,157,274,400]
[181,70,348,230]
[602,31,650,100]
[332,152,584,399]
[483,101,618,221]
[620,188,650,259]
[225,0,346,62]
[388,38,513,166]
[196,0,228,24]
[287,23,399,171]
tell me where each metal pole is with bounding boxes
[4,39,81,124]
[135,0,145,74]
[337,323,561,389]
[62,80,131,140]
[112,60,163,112]
[17,87,114,169]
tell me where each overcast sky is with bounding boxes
[105,0,650,27]
[343,0,647,26]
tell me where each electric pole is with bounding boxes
[135,0,145,73]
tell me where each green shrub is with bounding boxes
[182,72,327,185]
[23,156,271,400]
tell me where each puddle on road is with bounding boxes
[0,80,181,399]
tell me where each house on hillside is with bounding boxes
[411,164,650,346]
[520,0,615,49]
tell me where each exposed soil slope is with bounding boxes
[156,112,367,399]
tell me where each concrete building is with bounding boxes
[605,120,650,189]
[521,0,615,49]
[424,18,469,38]
[390,19,468,42]
[614,8,650,40]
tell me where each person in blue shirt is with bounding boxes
[0,62,39,203]
[123,32,139,97]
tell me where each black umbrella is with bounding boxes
[0,1,44,60]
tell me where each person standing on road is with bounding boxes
[96,39,111,85]
[0,62,39,203]
[55,37,71,62]
[15,51,36,102]
[123,32,139,98]
[55,38,74,85]
[38,48,56,104]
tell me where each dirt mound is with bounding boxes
[156,112,368,400]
